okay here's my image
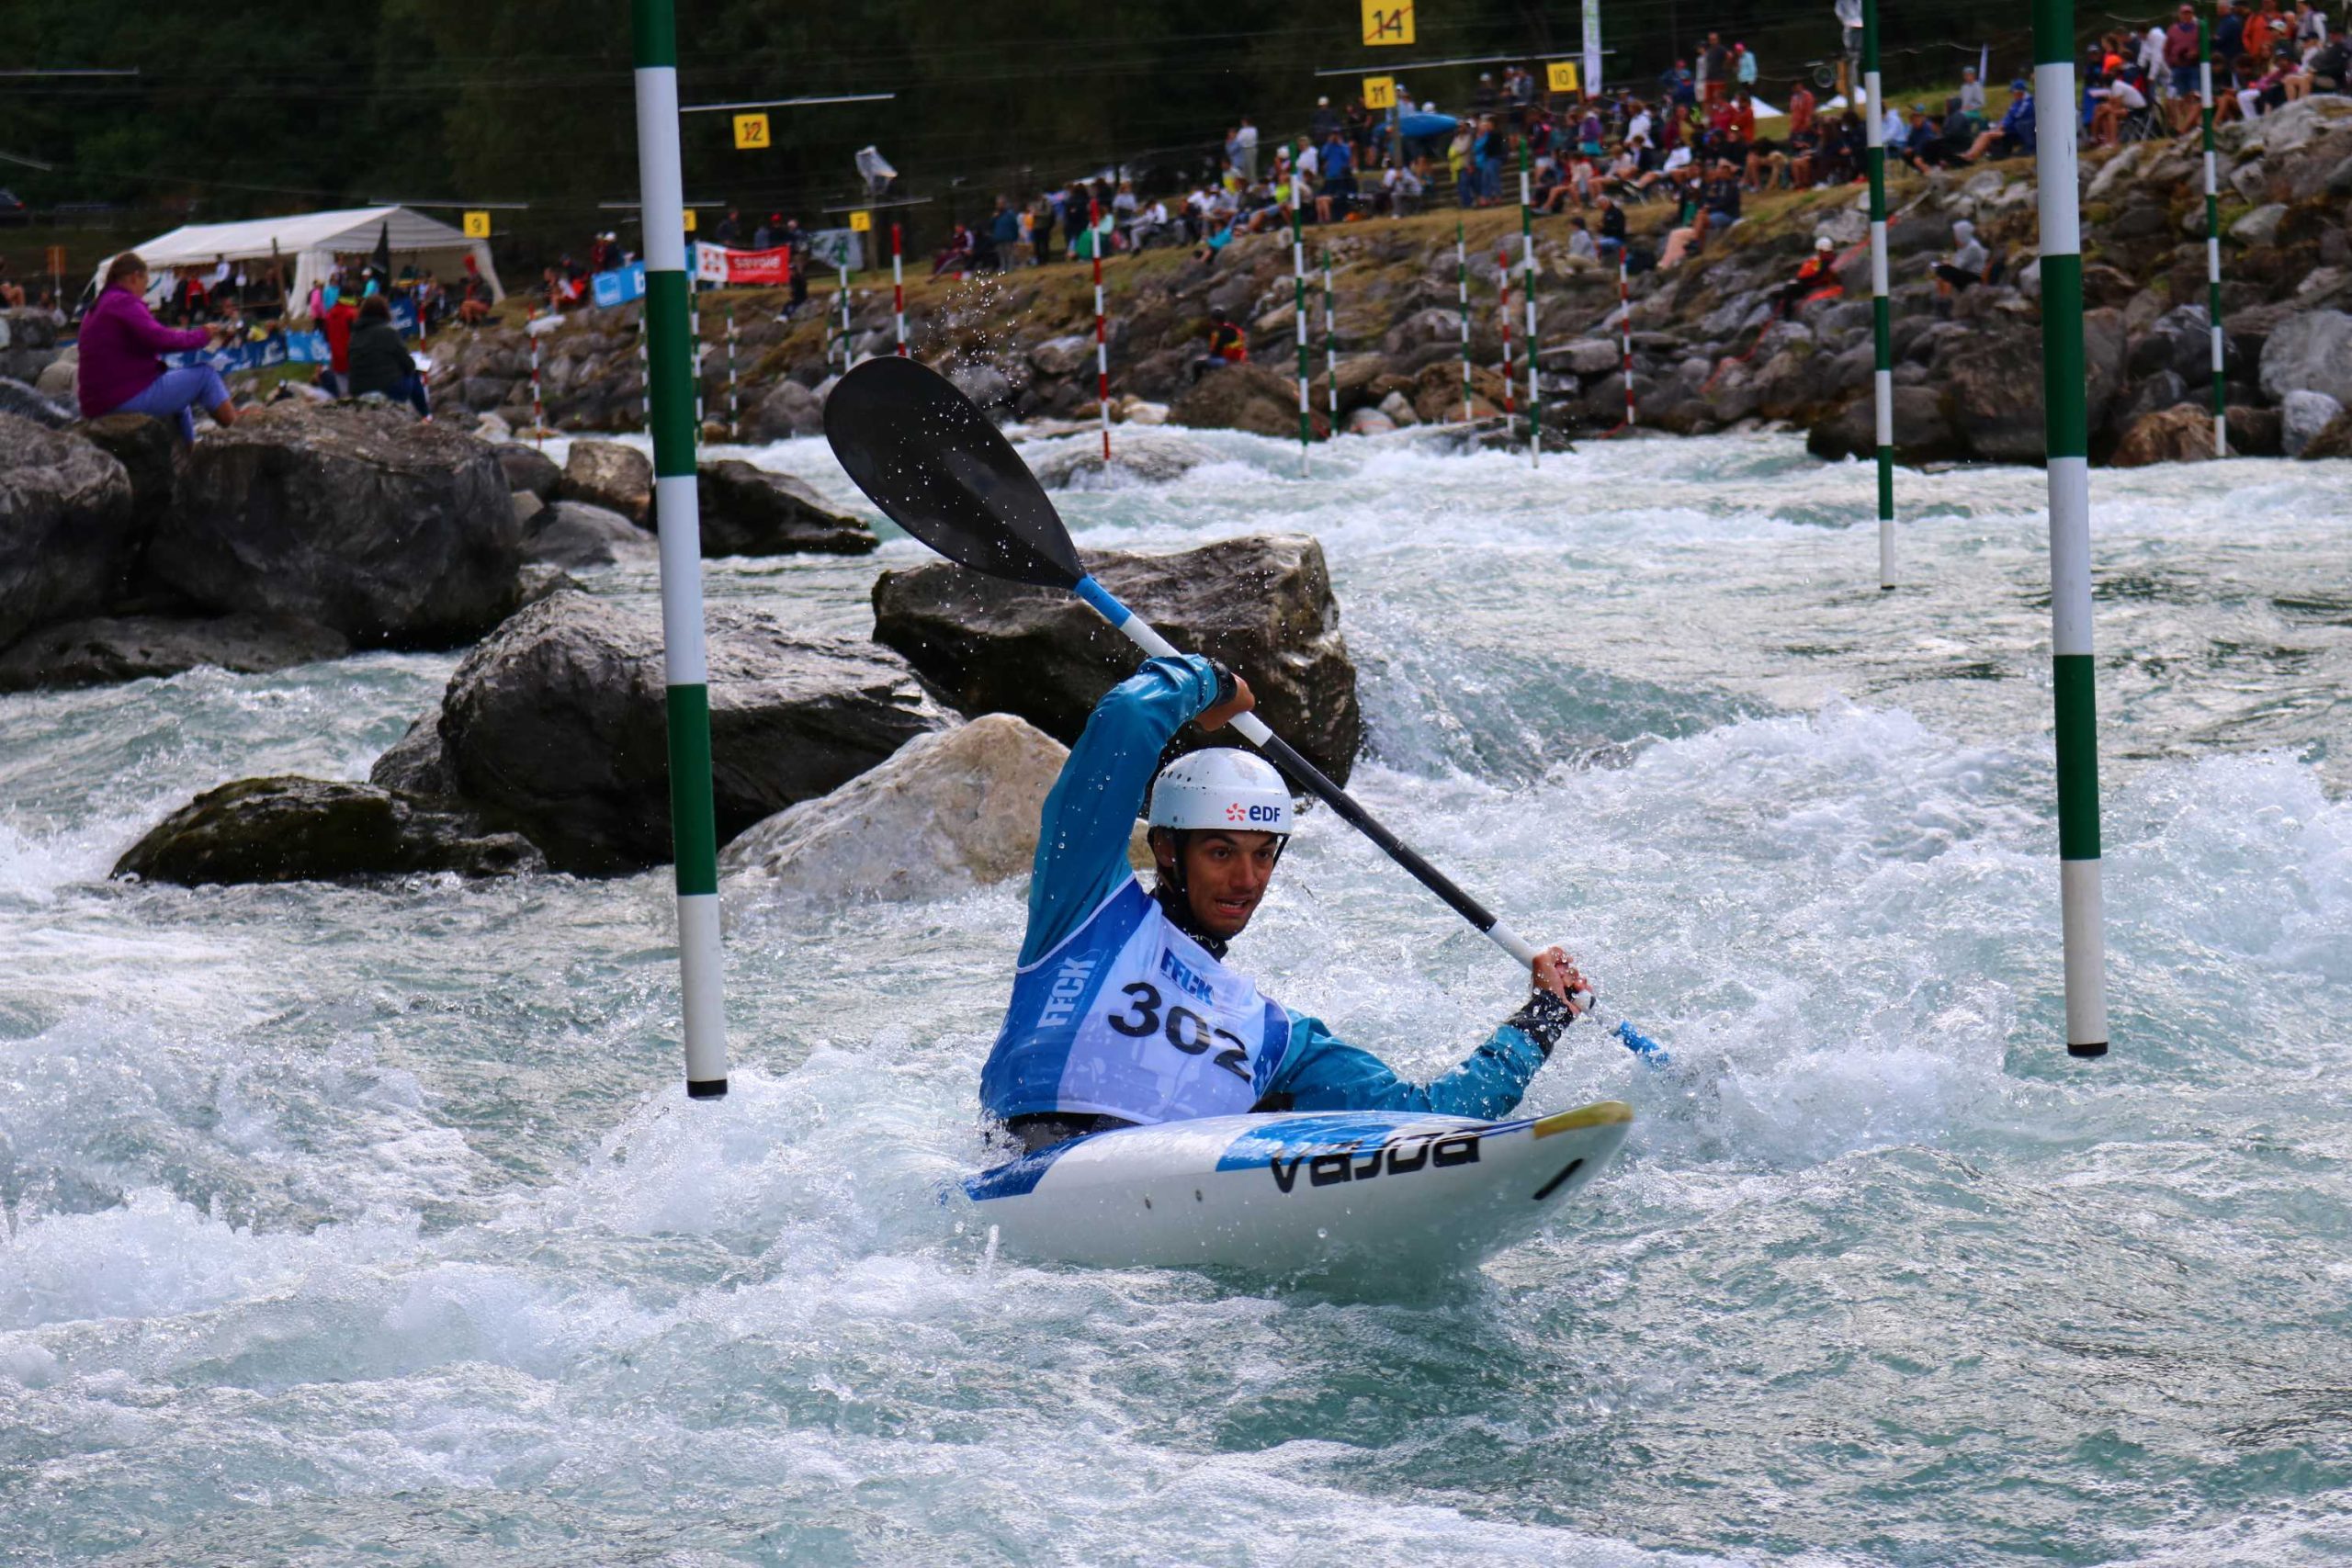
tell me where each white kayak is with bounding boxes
[962,1100,1634,1275]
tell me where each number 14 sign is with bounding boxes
[1362,0,1414,46]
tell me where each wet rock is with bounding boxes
[1344,407,1397,434]
[1032,431,1215,489]
[2300,406,2352,458]
[873,532,1360,784]
[0,414,137,649]
[2120,370,2190,424]
[495,442,561,499]
[2282,389,2345,457]
[438,590,952,874]
[1170,363,1326,439]
[1378,389,1420,426]
[558,439,652,524]
[525,500,651,570]
[1804,384,1963,464]
[114,776,542,885]
[1029,335,1092,377]
[945,364,1014,412]
[2110,404,2223,466]
[0,613,348,692]
[368,712,457,797]
[690,459,877,555]
[721,713,1069,903]
[2226,403,2284,456]
[154,404,524,649]
[2258,310,2352,405]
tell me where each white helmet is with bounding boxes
[1148,749,1295,836]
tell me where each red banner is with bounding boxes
[696,244,791,287]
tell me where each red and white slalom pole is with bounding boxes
[1498,243,1515,433]
[892,222,907,355]
[1619,254,1635,430]
[727,307,739,441]
[1091,196,1111,461]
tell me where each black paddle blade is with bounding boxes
[822,356,1084,589]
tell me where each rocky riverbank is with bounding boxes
[417,97,2352,467]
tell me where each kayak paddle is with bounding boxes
[822,355,1657,1055]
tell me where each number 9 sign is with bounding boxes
[462,210,492,239]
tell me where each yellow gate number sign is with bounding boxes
[1363,76,1397,110]
[462,210,492,239]
[848,210,873,233]
[683,209,697,232]
[1361,1,1414,45]
[1547,62,1580,94]
[733,112,770,150]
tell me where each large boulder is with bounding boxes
[1170,363,1328,439]
[74,413,176,533]
[0,376,74,429]
[1938,312,2126,462]
[872,533,1360,784]
[1031,431,1216,490]
[368,712,458,796]
[0,614,348,692]
[2301,406,2352,459]
[2110,404,2223,467]
[558,439,652,523]
[438,590,953,874]
[0,414,138,649]
[2281,389,2345,457]
[153,405,524,649]
[689,459,877,556]
[1804,384,1964,464]
[523,500,653,570]
[494,442,562,500]
[741,377,826,441]
[2259,310,2352,406]
[721,713,1070,903]
[115,776,541,885]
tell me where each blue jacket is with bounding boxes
[2001,92,2037,152]
[1012,656,1551,1120]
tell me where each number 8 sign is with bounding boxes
[1361,0,1414,46]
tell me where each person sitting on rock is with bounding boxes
[1962,81,2037,162]
[77,252,246,442]
[345,294,430,418]
[1930,220,1991,316]
[980,655,1590,1156]
[1774,235,1843,318]
[1193,310,1248,378]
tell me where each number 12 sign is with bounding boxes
[1362,0,1414,46]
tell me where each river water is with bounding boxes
[3,427,2347,1566]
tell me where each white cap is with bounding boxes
[1148,749,1295,835]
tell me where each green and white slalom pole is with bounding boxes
[1521,141,1540,467]
[1456,220,1473,423]
[2201,13,2225,457]
[1290,144,1311,475]
[1323,248,1338,437]
[1864,0,1894,589]
[630,0,728,1098]
[2034,0,2109,1059]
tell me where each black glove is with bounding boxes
[1503,988,1579,1057]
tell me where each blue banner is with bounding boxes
[591,261,647,308]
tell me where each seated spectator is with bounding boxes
[1383,159,1425,217]
[1594,193,1628,263]
[77,252,246,442]
[2307,28,2349,91]
[1962,83,2037,160]
[1129,197,1173,249]
[1774,235,1843,317]
[1959,67,1988,118]
[347,295,429,417]
[1930,218,1990,311]
[1193,310,1248,378]
[2089,72,2150,143]
[931,223,975,276]
[1565,215,1598,263]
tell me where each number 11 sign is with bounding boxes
[1362,0,1414,46]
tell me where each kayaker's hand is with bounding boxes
[1532,946,1588,1018]
[1196,673,1255,733]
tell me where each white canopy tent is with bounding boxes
[95,206,503,319]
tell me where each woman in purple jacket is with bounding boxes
[78,253,244,441]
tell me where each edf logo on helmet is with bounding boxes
[1152,749,1295,837]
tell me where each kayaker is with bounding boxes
[983,654,1589,1153]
